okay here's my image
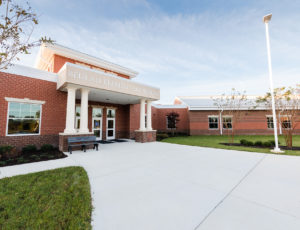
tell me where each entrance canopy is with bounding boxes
[57,62,160,104]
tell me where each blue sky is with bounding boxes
[16,0,300,104]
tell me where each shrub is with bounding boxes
[245,141,254,146]
[240,139,248,145]
[0,145,15,159]
[0,145,13,154]
[22,145,37,154]
[268,140,279,146]
[41,144,54,152]
[17,157,24,164]
[157,133,169,141]
[263,141,272,147]
[254,141,263,146]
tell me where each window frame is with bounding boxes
[280,115,292,129]
[208,115,219,130]
[222,116,233,130]
[6,101,42,136]
[266,115,274,129]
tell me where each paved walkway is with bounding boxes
[1,141,300,230]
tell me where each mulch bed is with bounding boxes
[221,143,300,151]
[0,149,67,167]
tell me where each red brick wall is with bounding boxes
[189,110,300,135]
[0,72,67,150]
[152,107,189,134]
[129,104,140,138]
[52,55,131,79]
[0,72,134,150]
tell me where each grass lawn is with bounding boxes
[0,166,92,230]
[162,135,300,156]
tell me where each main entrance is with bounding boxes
[106,108,115,140]
[92,107,102,140]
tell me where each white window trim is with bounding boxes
[222,115,233,130]
[5,97,45,105]
[6,101,43,136]
[208,115,219,130]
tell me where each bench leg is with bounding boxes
[94,144,98,151]
[68,146,72,154]
[83,145,87,152]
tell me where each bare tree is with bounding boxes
[256,86,300,148]
[213,88,248,143]
[0,0,53,70]
[166,111,180,136]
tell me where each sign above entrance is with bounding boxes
[57,63,160,100]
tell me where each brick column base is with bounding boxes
[134,130,157,143]
[59,133,94,152]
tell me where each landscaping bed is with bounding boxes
[0,166,92,229]
[0,144,67,167]
[161,135,300,156]
[221,143,300,151]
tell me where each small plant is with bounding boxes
[22,145,37,154]
[240,139,248,145]
[263,141,272,147]
[254,141,263,146]
[157,133,169,141]
[41,144,54,152]
[17,157,25,164]
[245,141,254,146]
[268,140,280,147]
[30,155,40,161]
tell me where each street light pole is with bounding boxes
[263,14,283,153]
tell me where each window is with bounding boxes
[281,116,291,129]
[267,116,274,129]
[208,116,219,129]
[7,102,41,135]
[107,109,115,118]
[223,116,232,129]
[92,108,102,118]
[167,116,176,129]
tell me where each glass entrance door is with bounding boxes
[92,108,102,140]
[106,109,115,140]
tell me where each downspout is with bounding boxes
[220,109,223,135]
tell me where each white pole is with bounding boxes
[264,15,282,153]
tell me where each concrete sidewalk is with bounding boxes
[1,141,300,230]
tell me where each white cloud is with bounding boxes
[15,1,300,104]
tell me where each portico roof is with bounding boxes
[58,62,160,104]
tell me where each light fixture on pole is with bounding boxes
[263,14,283,153]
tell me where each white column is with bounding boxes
[139,98,146,131]
[146,100,152,130]
[79,88,90,133]
[64,86,77,134]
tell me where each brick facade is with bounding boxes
[189,110,300,135]
[152,107,189,134]
[134,130,157,143]
[0,72,139,151]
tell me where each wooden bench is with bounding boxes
[68,136,99,154]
